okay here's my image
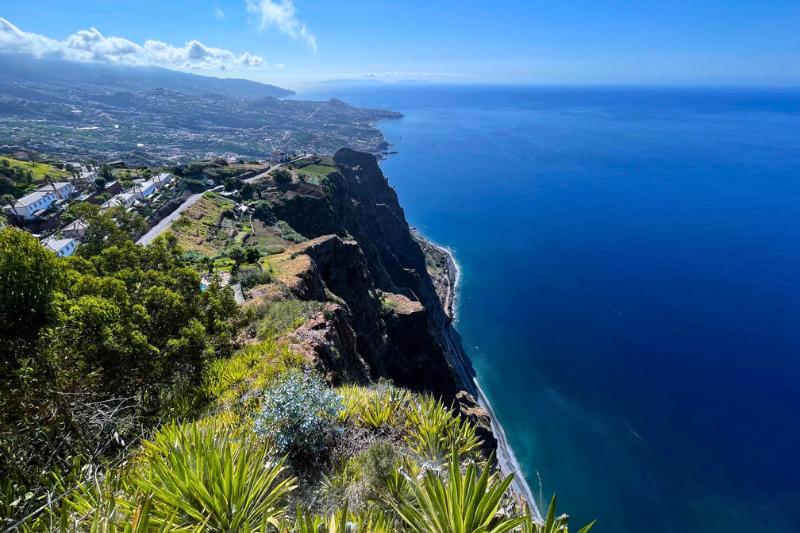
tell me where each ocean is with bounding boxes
[295,84,800,532]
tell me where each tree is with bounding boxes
[0,227,61,369]
[99,164,114,180]
[245,247,261,263]
[228,246,246,265]
[240,182,254,200]
[2,193,18,218]
[94,177,106,192]
[272,168,292,185]
[72,204,147,256]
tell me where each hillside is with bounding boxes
[0,150,590,531]
[0,54,403,165]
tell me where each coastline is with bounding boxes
[414,231,543,522]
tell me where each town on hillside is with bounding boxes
[1,148,308,259]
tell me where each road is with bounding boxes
[136,193,202,245]
[244,162,284,184]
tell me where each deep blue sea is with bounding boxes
[297,85,800,532]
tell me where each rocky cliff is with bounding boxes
[256,149,454,395]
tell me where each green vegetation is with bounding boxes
[170,193,237,255]
[0,156,68,182]
[254,299,326,340]
[391,452,526,533]
[0,169,593,531]
[0,223,239,528]
[297,164,336,185]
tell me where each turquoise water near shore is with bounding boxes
[297,85,800,532]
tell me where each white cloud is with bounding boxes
[0,17,266,71]
[246,0,316,51]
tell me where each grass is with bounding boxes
[255,299,326,340]
[169,193,236,256]
[298,164,336,185]
[0,156,69,183]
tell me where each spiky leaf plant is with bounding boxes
[405,396,481,460]
[523,495,595,533]
[136,420,296,531]
[389,452,527,533]
[287,506,395,533]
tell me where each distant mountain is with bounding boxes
[0,53,293,99]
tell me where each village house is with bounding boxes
[3,182,76,221]
[4,190,58,220]
[153,172,173,188]
[101,191,136,210]
[271,149,291,163]
[133,179,158,201]
[42,236,78,257]
[62,219,88,239]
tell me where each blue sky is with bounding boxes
[1,0,799,89]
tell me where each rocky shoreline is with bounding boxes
[416,232,543,521]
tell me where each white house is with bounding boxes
[153,172,173,189]
[42,182,75,200]
[42,237,77,257]
[62,219,88,239]
[101,191,136,210]
[133,179,157,201]
[271,150,291,163]
[4,190,58,220]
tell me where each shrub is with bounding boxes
[256,299,325,340]
[137,420,296,531]
[273,168,292,185]
[237,265,271,290]
[405,396,482,461]
[254,371,342,467]
[390,452,526,533]
[522,494,596,533]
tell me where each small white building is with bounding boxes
[41,182,75,200]
[62,219,88,239]
[4,190,58,220]
[133,179,157,201]
[271,150,291,163]
[154,172,173,188]
[101,191,136,210]
[42,237,78,257]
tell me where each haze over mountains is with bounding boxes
[0,53,400,164]
[0,53,293,99]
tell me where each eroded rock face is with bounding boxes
[455,391,498,455]
[288,303,370,385]
[270,234,459,397]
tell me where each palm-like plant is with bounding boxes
[405,397,482,460]
[389,452,527,533]
[288,507,394,533]
[523,495,595,533]
[136,421,296,531]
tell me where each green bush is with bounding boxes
[254,371,342,467]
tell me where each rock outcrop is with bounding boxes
[257,148,473,400]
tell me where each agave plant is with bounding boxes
[405,396,482,460]
[360,394,397,429]
[135,420,296,531]
[389,452,527,533]
[523,495,595,533]
[287,506,395,533]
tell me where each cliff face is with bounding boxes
[261,149,459,398]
